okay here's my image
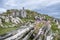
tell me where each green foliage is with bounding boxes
[45,15,52,20]
[6,10,11,14]
[51,21,58,32]
[0,27,17,35]
[0,21,21,35]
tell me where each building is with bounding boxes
[0,7,27,18]
[9,10,19,17]
[20,7,27,18]
[12,11,19,17]
[10,7,27,18]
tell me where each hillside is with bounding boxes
[0,9,60,40]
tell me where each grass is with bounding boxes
[0,27,18,35]
[51,21,59,33]
[21,18,35,23]
[0,22,20,35]
[34,22,44,34]
[0,18,31,35]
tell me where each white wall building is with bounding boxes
[11,7,27,18]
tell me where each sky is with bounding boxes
[0,0,60,18]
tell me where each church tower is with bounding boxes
[21,7,27,18]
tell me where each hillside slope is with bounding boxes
[0,9,60,40]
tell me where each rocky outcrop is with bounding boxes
[0,16,23,28]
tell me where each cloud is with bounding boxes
[0,0,60,18]
[2,0,60,9]
[0,8,6,13]
[5,0,17,6]
[36,2,60,18]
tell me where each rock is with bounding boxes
[10,16,20,24]
[1,16,5,19]
[0,24,4,28]
[16,17,23,23]
[5,17,10,22]
[0,16,22,28]
[58,25,60,29]
[56,21,59,25]
[0,19,2,24]
[47,34,53,40]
